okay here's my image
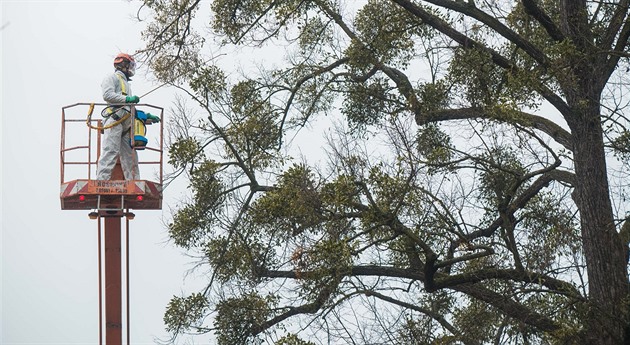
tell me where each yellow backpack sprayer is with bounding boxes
[133,110,149,149]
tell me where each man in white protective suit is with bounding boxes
[96,53,142,180]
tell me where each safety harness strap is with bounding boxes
[115,73,127,96]
[105,74,129,120]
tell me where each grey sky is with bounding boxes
[2,1,202,344]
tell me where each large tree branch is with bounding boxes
[139,0,201,64]
[227,0,281,44]
[600,0,630,50]
[435,268,585,300]
[449,169,576,249]
[417,107,574,151]
[174,85,261,186]
[417,0,550,65]
[279,57,350,139]
[354,180,437,256]
[259,265,564,332]
[521,0,566,42]
[252,286,332,336]
[359,267,562,332]
[604,15,630,83]
[387,0,573,120]
[364,290,478,345]
[452,282,560,332]
[389,0,513,69]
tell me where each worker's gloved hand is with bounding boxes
[146,113,160,123]
[125,95,140,103]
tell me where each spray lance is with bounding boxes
[128,81,171,148]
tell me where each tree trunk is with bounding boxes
[570,107,629,344]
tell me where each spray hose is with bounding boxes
[85,103,131,130]
[85,79,172,130]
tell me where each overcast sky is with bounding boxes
[2,1,206,344]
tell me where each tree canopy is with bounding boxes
[137,0,630,344]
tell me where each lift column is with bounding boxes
[97,165,127,345]
[104,213,123,345]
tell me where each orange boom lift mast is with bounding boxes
[60,102,164,345]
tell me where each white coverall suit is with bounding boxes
[96,70,139,180]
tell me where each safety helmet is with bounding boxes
[113,53,136,77]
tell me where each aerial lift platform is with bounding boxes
[60,102,163,212]
[60,102,164,345]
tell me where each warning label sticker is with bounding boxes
[87,180,132,194]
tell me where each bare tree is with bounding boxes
[138,1,630,344]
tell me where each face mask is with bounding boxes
[127,61,136,77]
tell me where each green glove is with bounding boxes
[125,95,140,103]
[146,113,160,123]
